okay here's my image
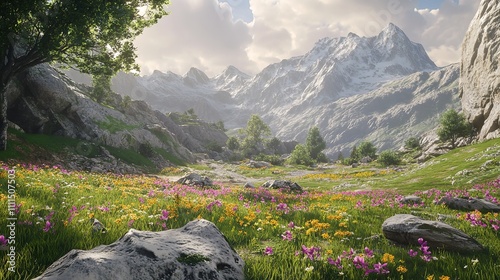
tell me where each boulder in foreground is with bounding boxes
[34,219,244,280]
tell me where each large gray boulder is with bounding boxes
[460,0,500,139]
[261,180,303,192]
[437,197,500,213]
[177,173,214,187]
[34,219,244,280]
[382,214,484,253]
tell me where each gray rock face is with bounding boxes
[382,214,484,253]
[261,180,303,192]
[6,63,234,169]
[437,197,500,213]
[460,0,500,139]
[34,219,244,280]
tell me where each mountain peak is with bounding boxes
[377,23,409,42]
[185,67,210,84]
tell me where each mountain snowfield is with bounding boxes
[110,23,460,158]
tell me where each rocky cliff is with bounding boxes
[460,0,500,139]
[6,64,229,171]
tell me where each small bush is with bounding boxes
[254,154,284,166]
[378,150,401,166]
[405,137,421,150]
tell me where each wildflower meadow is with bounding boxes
[1,163,500,279]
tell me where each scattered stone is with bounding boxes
[436,197,500,213]
[261,180,303,192]
[177,173,213,187]
[455,169,472,176]
[400,195,422,205]
[382,214,484,253]
[360,156,372,164]
[244,182,255,189]
[481,160,498,170]
[351,163,359,168]
[33,219,245,280]
[247,160,271,168]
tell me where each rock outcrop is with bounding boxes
[460,0,500,139]
[177,173,214,187]
[382,214,484,253]
[34,219,244,280]
[7,64,234,170]
[437,197,500,213]
[261,180,303,192]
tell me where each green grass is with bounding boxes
[1,136,500,279]
[1,164,500,279]
[95,116,139,133]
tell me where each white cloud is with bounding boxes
[134,0,480,76]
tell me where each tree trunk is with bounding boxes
[0,83,7,151]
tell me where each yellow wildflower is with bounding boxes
[396,265,407,273]
[381,253,395,264]
[439,276,450,280]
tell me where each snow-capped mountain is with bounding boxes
[108,23,460,158]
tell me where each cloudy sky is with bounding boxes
[134,0,480,77]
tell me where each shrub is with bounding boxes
[404,137,421,150]
[254,154,284,166]
[378,150,401,166]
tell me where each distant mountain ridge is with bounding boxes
[100,23,460,158]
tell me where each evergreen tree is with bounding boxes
[305,126,326,161]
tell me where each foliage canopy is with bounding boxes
[437,109,472,148]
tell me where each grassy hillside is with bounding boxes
[0,129,185,172]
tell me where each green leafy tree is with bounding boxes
[287,144,314,166]
[226,136,240,151]
[437,109,473,148]
[265,137,282,154]
[356,141,377,159]
[0,0,169,150]
[350,145,359,162]
[240,115,271,156]
[378,150,401,166]
[305,126,326,161]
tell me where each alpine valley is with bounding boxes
[103,23,461,158]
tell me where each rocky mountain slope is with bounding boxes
[6,64,230,171]
[109,24,460,158]
[460,0,500,140]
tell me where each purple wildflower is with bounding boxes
[327,256,343,270]
[43,221,52,232]
[0,235,7,246]
[160,210,169,221]
[264,246,273,255]
[301,245,321,261]
[281,230,293,241]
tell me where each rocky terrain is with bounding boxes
[460,0,500,140]
[6,64,230,172]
